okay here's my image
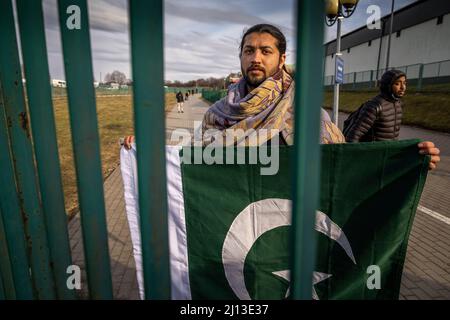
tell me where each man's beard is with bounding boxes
[242,61,281,89]
[243,69,266,88]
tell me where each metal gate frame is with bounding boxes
[0,0,323,300]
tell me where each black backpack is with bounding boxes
[343,100,382,139]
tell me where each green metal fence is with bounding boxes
[0,0,323,300]
[51,87,132,98]
[51,86,202,98]
[201,89,227,103]
[324,59,450,92]
[164,86,200,94]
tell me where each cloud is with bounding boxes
[43,0,128,33]
[41,0,296,82]
[88,0,128,33]
[42,0,130,80]
[324,0,419,42]
[164,0,273,27]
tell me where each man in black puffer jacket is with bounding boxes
[345,69,406,142]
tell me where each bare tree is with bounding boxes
[104,72,112,83]
[104,70,127,84]
[166,75,234,88]
[110,70,127,85]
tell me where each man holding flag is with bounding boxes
[121,24,440,300]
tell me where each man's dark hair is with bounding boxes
[379,69,406,95]
[239,24,287,56]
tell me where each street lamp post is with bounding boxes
[385,0,395,70]
[325,0,359,126]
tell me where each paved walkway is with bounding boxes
[68,94,209,299]
[68,97,450,299]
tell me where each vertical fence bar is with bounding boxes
[57,0,113,299]
[0,88,33,299]
[0,269,4,300]
[0,0,56,299]
[16,0,75,300]
[0,207,16,299]
[370,70,374,88]
[290,0,324,299]
[129,0,170,299]
[417,64,424,91]
[352,72,356,90]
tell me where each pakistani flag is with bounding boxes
[120,140,428,300]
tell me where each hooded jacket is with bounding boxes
[345,69,405,142]
[176,91,184,103]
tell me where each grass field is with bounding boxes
[323,90,450,133]
[55,88,449,215]
[53,93,176,216]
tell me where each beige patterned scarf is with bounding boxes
[201,69,344,146]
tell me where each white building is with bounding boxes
[324,0,450,86]
[109,82,120,90]
[51,79,66,88]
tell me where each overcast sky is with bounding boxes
[37,0,418,82]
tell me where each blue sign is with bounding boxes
[335,56,344,84]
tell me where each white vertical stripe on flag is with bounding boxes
[120,145,191,300]
[120,144,144,299]
[166,145,192,299]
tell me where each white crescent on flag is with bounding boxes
[221,198,356,300]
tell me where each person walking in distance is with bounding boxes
[176,90,184,113]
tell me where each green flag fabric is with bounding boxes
[121,139,429,300]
